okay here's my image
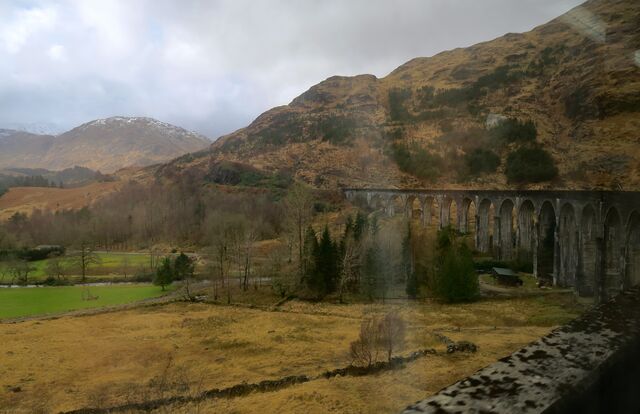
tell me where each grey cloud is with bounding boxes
[0,0,585,139]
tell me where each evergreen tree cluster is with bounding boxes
[301,212,419,301]
[154,252,195,291]
[0,174,61,191]
[432,226,479,303]
[302,213,366,298]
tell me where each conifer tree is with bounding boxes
[173,252,195,280]
[302,225,319,290]
[154,256,174,291]
[432,226,478,302]
[316,225,338,295]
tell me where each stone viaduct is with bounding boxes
[343,188,640,303]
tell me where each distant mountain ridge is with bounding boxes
[0,117,210,173]
[1,121,64,136]
[154,0,640,190]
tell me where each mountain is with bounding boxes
[0,117,211,173]
[1,122,64,136]
[0,129,55,169]
[156,0,640,190]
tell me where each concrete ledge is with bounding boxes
[402,289,640,414]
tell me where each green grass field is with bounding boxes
[0,284,170,319]
[1,252,153,283]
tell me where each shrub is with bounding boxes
[41,276,70,286]
[417,85,435,106]
[205,161,292,189]
[317,115,357,145]
[465,148,500,176]
[475,65,524,90]
[505,147,558,183]
[432,88,472,107]
[390,142,443,182]
[248,113,305,146]
[388,88,413,122]
[490,118,537,143]
[564,86,595,120]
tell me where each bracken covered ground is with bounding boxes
[0,291,587,413]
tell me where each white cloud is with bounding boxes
[1,6,57,53]
[47,44,65,60]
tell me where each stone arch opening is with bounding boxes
[390,195,406,217]
[449,198,459,229]
[438,197,453,229]
[517,200,535,262]
[537,201,556,283]
[407,196,425,223]
[604,207,623,295]
[579,204,597,296]
[367,194,384,213]
[427,197,439,228]
[478,199,494,254]
[348,192,367,209]
[559,203,578,288]
[405,195,417,219]
[498,199,516,260]
[461,198,476,234]
[626,212,640,288]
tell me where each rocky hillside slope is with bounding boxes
[157,0,640,190]
[0,117,210,173]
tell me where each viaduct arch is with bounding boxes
[344,188,640,303]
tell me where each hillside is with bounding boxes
[0,166,108,187]
[155,0,640,190]
[0,130,55,170]
[0,181,122,221]
[0,117,210,173]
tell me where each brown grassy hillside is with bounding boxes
[157,0,640,190]
[0,181,122,220]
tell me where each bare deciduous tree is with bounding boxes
[74,241,100,282]
[6,257,35,285]
[350,316,381,367]
[45,257,66,281]
[378,311,406,362]
[206,213,242,304]
[284,183,314,283]
[350,312,406,367]
[338,236,360,303]
[269,241,295,297]
[121,255,131,279]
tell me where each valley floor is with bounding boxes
[0,289,587,413]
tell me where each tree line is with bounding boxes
[278,208,478,303]
[0,175,478,303]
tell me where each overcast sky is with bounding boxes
[0,0,585,139]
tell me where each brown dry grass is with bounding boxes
[0,181,122,220]
[0,291,586,413]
